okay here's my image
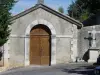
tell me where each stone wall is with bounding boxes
[78,25,100,59]
[56,37,71,63]
[6,8,79,67]
[9,37,24,68]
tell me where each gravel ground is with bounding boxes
[0,63,95,75]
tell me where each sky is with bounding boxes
[11,0,73,15]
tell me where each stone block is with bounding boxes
[88,49,99,63]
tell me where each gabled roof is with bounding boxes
[11,4,82,28]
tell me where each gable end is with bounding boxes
[11,4,82,28]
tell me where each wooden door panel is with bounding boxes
[40,36,50,65]
[40,36,50,56]
[30,36,40,56]
[30,56,41,65]
[30,25,50,65]
[39,28,49,35]
[30,36,40,65]
[30,28,40,35]
[41,56,50,65]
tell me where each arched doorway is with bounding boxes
[30,25,51,65]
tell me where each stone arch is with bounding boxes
[25,19,56,66]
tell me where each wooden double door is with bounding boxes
[30,25,51,65]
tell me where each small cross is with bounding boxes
[88,26,100,48]
[84,33,94,49]
[38,0,44,4]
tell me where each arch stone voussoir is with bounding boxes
[25,19,56,66]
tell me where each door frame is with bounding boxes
[25,19,56,66]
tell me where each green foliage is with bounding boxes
[68,0,100,22]
[80,10,89,21]
[58,6,64,13]
[0,0,16,46]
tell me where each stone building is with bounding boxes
[0,1,83,69]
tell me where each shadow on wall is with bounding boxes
[82,50,89,62]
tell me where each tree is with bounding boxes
[0,0,16,46]
[68,0,100,22]
[58,6,64,13]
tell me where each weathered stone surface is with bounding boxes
[2,5,80,69]
[78,25,100,62]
